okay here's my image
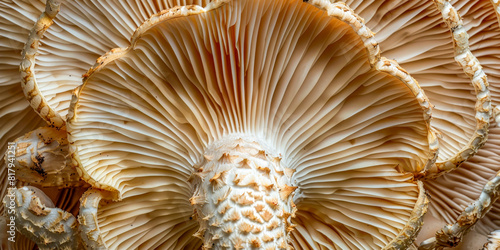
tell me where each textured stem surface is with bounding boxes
[2,186,78,250]
[19,0,65,129]
[7,127,82,187]
[426,0,491,177]
[484,230,500,250]
[419,171,500,249]
[189,136,297,249]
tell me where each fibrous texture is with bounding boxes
[344,0,486,172]
[424,129,500,238]
[1,1,212,248]
[0,0,47,218]
[19,0,213,126]
[415,0,500,246]
[20,0,65,128]
[0,0,46,154]
[67,0,434,248]
[429,0,491,176]
[78,189,106,250]
[0,2,52,248]
[338,0,500,246]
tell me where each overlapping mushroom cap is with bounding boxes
[18,0,212,128]
[1,0,214,192]
[367,0,500,247]
[339,0,500,247]
[0,0,47,216]
[422,0,500,237]
[0,1,212,249]
[0,2,54,248]
[67,0,436,248]
[349,0,491,175]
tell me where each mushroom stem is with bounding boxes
[6,127,83,187]
[189,136,297,249]
[419,170,500,249]
[484,230,500,250]
[19,0,65,129]
[2,186,79,250]
[78,189,107,250]
[426,0,491,177]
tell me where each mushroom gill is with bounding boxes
[414,0,500,246]
[342,0,500,247]
[19,0,213,127]
[0,1,214,248]
[67,0,435,248]
[347,0,491,176]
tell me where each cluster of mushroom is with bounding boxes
[1,0,499,249]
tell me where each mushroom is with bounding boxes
[0,179,86,250]
[67,0,436,248]
[6,126,82,188]
[2,186,79,250]
[0,2,48,239]
[484,230,500,249]
[0,1,213,248]
[422,129,500,248]
[14,0,215,179]
[2,0,215,181]
[347,0,491,176]
[78,189,108,250]
[411,0,500,246]
[19,0,213,128]
[0,0,47,154]
[5,0,500,249]
[340,0,500,246]
[419,169,500,249]
[1,178,85,249]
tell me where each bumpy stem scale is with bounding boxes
[189,136,297,249]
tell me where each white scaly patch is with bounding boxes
[189,135,297,249]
